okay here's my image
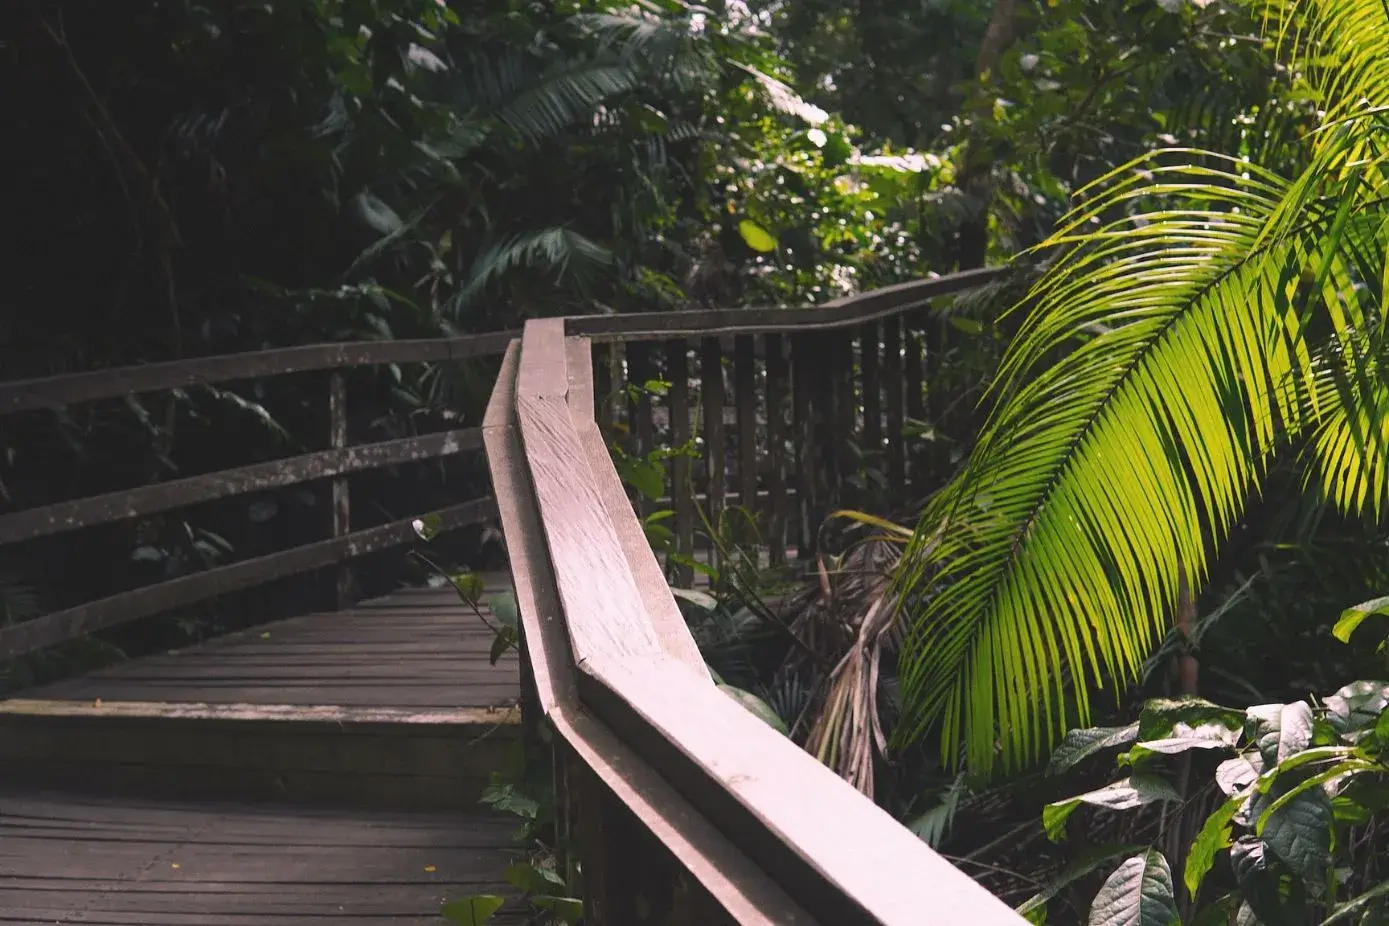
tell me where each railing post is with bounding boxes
[328,371,353,609]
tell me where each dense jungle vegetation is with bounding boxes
[3,0,1389,922]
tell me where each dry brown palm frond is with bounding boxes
[780,534,903,798]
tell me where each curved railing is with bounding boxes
[1,267,1025,921]
[486,304,1024,923]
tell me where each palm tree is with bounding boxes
[894,0,1389,775]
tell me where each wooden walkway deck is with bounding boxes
[0,580,525,924]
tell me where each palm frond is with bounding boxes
[493,58,642,144]
[1306,332,1389,520]
[894,105,1389,772]
[445,228,614,317]
[574,10,721,92]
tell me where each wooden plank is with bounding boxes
[830,334,854,514]
[735,336,759,544]
[0,428,482,544]
[667,340,695,585]
[22,586,518,709]
[566,266,1006,341]
[328,372,353,609]
[790,334,814,554]
[0,714,516,811]
[0,789,525,922]
[0,498,497,659]
[482,338,575,719]
[882,316,905,492]
[563,338,706,673]
[764,335,788,564]
[513,320,664,664]
[594,341,614,430]
[860,321,882,464]
[905,316,927,455]
[0,333,516,416]
[485,334,810,926]
[628,341,655,459]
[700,338,726,574]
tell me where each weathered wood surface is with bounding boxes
[0,333,516,415]
[483,337,815,924]
[0,498,497,659]
[0,789,525,924]
[566,266,1006,341]
[24,584,518,708]
[0,584,521,810]
[0,427,482,544]
[497,325,1027,924]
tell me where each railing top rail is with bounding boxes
[486,312,1026,925]
[0,333,516,417]
[1,265,1007,416]
[566,265,1007,342]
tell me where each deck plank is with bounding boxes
[24,580,518,710]
[0,789,525,924]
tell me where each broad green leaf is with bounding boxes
[441,895,506,926]
[488,591,519,631]
[1247,702,1314,765]
[1229,838,1289,926]
[1047,723,1139,775]
[480,782,539,820]
[948,317,986,335]
[1256,760,1375,834]
[718,684,788,735]
[451,572,484,606]
[1087,850,1179,926]
[738,220,777,253]
[1128,722,1240,764]
[1043,775,1181,842]
[1257,780,1334,882]
[1186,796,1241,898]
[503,862,566,894]
[1216,753,1264,796]
[620,457,667,501]
[489,626,517,665]
[1325,682,1389,735]
[532,895,585,923]
[1332,596,1389,643]
[1140,697,1245,741]
[1016,843,1145,919]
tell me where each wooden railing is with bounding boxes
[0,336,511,659]
[1,268,1024,921]
[575,266,1006,581]
[487,303,1024,923]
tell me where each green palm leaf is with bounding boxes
[893,0,1389,774]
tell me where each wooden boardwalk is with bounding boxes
[0,581,525,924]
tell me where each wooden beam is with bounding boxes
[0,333,515,415]
[0,497,497,659]
[0,428,482,544]
[567,266,1006,341]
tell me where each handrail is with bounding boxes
[487,317,1025,924]
[0,333,516,416]
[0,265,1006,415]
[566,266,1007,341]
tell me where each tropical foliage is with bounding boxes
[1032,620,1389,925]
[894,0,1389,776]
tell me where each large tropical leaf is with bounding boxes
[892,0,1389,775]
